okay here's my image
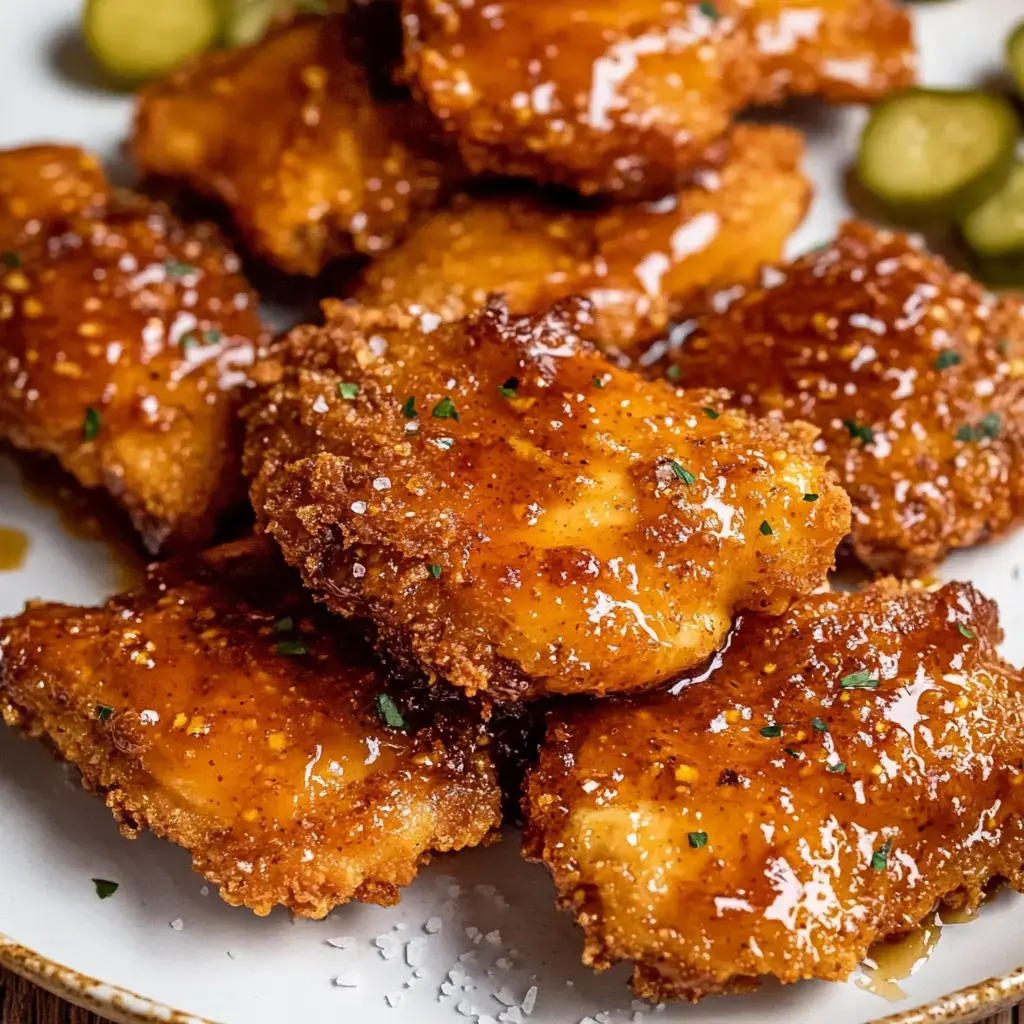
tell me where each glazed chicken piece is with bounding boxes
[0,538,501,917]
[401,0,913,197]
[0,145,265,553]
[524,580,1024,1001]
[654,220,1024,577]
[131,14,462,276]
[244,298,849,701]
[353,124,809,358]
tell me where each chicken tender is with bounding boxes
[523,580,1024,1001]
[654,221,1024,577]
[401,0,913,197]
[0,538,501,917]
[0,146,266,553]
[131,15,461,276]
[244,298,849,701]
[353,125,809,357]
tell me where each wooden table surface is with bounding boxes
[0,967,1020,1024]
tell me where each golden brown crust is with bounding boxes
[131,15,463,276]
[653,220,1024,577]
[401,0,913,197]
[0,537,502,918]
[0,145,266,553]
[523,581,1024,1001]
[243,297,850,700]
[353,124,810,357]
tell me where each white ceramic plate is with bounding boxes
[5,2,1024,1023]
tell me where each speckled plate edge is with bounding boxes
[3,930,1023,1024]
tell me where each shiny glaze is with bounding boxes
[354,124,809,357]
[654,221,1024,577]
[0,538,501,917]
[0,527,29,571]
[131,15,463,276]
[523,581,1024,1000]
[858,915,943,1002]
[401,0,913,197]
[244,298,850,700]
[0,146,266,553]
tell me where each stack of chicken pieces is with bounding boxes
[5,0,1024,1004]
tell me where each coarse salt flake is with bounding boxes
[334,971,360,987]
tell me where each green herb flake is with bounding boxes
[687,831,708,849]
[759,520,773,536]
[203,329,223,345]
[760,724,783,738]
[96,704,114,722]
[435,436,455,451]
[956,413,1002,443]
[1,251,20,269]
[432,396,460,421]
[783,747,802,759]
[870,837,893,872]
[698,0,720,21]
[428,563,442,579]
[701,406,719,420]
[93,878,119,900]
[498,377,520,398]
[375,692,406,730]
[164,259,196,277]
[827,761,847,774]
[840,670,880,690]
[802,493,819,502]
[82,407,102,441]
[275,639,309,657]
[338,382,360,400]
[669,460,696,485]
[401,396,418,419]
[180,333,199,350]
[594,375,607,388]
[666,365,682,382]
[997,338,1010,355]
[811,717,828,733]
[958,622,976,640]
[843,419,875,445]
[933,350,962,371]
[273,616,294,634]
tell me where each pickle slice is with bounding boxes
[1008,21,1024,97]
[221,0,329,47]
[83,0,220,82]
[857,89,1018,220]
[961,161,1024,259]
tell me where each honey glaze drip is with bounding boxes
[856,915,943,1002]
[0,526,29,571]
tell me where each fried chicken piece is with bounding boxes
[131,15,461,276]
[244,298,849,701]
[523,580,1024,1001]
[401,0,913,197]
[653,221,1024,577]
[0,146,266,553]
[353,125,809,357]
[0,538,501,917]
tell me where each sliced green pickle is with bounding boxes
[83,0,220,82]
[1008,21,1024,97]
[857,88,1018,220]
[221,0,328,47]
[961,161,1024,259]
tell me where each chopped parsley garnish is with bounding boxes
[275,639,309,657]
[759,520,773,536]
[870,837,893,872]
[827,762,847,774]
[593,375,607,388]
[997,338,1010,354]
[760,724,783,738]
[958,622,976,639]
[402,396,418,419]
[180,334,199,350]
[203,329,223,345]
[82,407,102,441]
[687,831,708,849]
[164,259,195,277]
[701,406,719,420]
[273,616,294,634]
[499,377,520,398]
[811,717,828,733]
[432,397,460,421]
[93,878,119,900]
[338,382,360,400]
[428,563,442,579]
[843,418,874,444]
[840,670,880,690]
[375,692,406,729]
[783,747,802,759]
[96,705,113,722]
[698,0,720,20]
[956,413,1002,442]
[666,365,682,381]
[802,493,818,502]
[669,460,696,485]
[1,251,20,269]
[933,350,962,371]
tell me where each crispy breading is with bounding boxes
[652,220,1024,577]
[401,0,913,197]
[0,538,501,917]
[131,15,462,276]
[0,145,266,553]
[353,125,809,357]
[243,298,850,701]
[523,580,1024,1001]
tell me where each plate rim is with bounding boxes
[2,928,1022,1024]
